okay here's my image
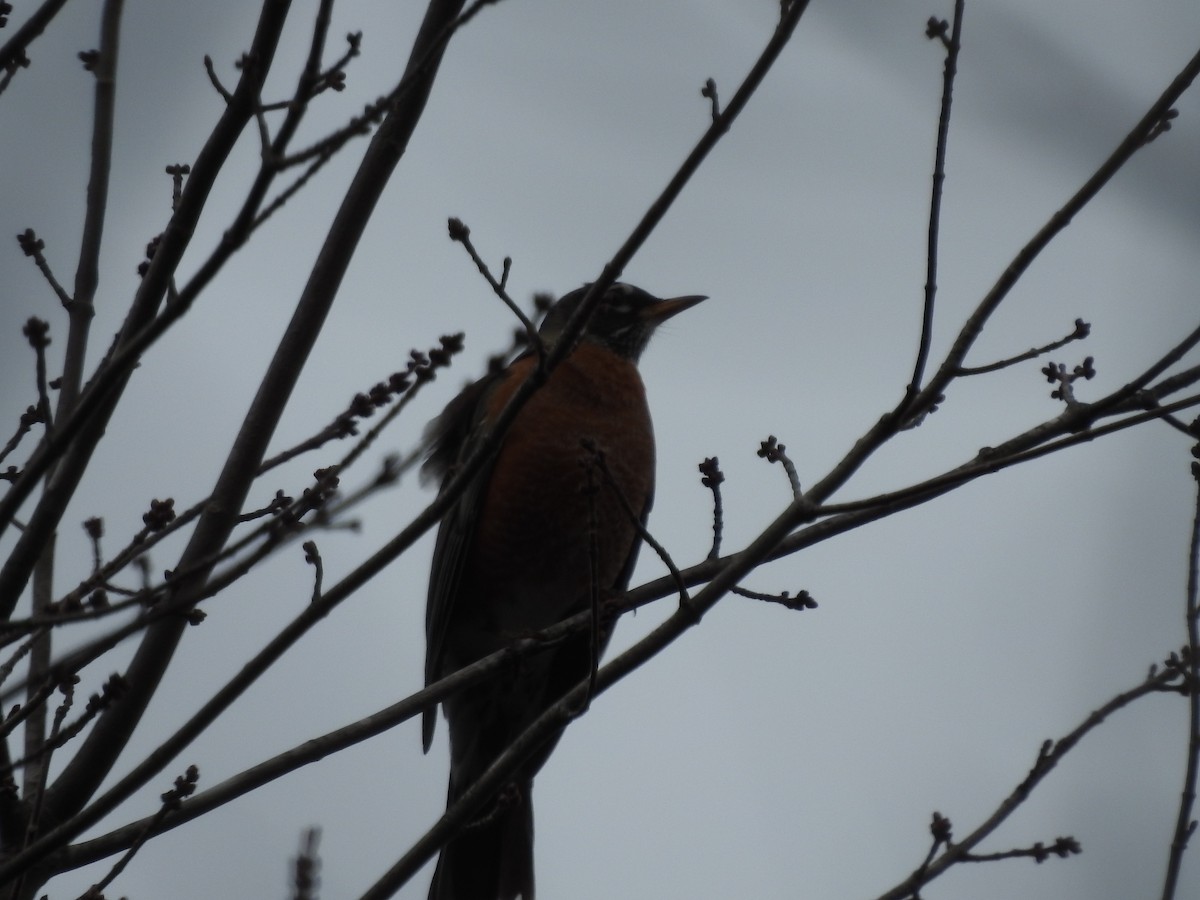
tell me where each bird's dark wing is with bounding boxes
[421,372,503,753]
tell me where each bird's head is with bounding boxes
[538,282,706,362]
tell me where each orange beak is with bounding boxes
[639,294,707,324]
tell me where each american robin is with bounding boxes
[422,282,705,900]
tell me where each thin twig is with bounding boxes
[1162,468,1200,900]
[77,765,199,900]
[957,319,1091,376]
[700,77,720,120]
[302,541,323,604]
[22,534,55,801]
[903,0,964,419]
[447,217,542,362]
[757,435,803,502]
[60,0,123,432]
[962,836,1081,864]
[15,231,72,308]
[269,94,382,171]
[250,148,334,230]
[16,675,75,883]
[0,631,42,691]
[310,29,361,97]
[0,404,46,468]
[912,812,953,887]
[22,317,54,433]
[583,441,690,608]
[203,55,233,103]
[698,457,724,560]
[251,82,274,160]
[730,584,816,611]
[292,827,322,900]
[259,333,460,473]
[0,678,56,742]
[335,334,464,473]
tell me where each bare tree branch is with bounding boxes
[0,0,475,877]
[27,0,299,826]
[58,0,121,424]
[0,0,298,601]
[876,660,1188,899]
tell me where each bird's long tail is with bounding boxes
[428,778,535,900]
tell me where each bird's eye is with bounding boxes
[603,284,639,316]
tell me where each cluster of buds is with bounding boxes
[756,435,788,464]
[161,764,201,812]
[334,333,464,438]
[137,233,163,277]
[1042,357,1095,401]
[142,497,176,532]
[18,404,44,430]
[1189,416,1200,483]
[16,228,44,259]
[83,673,128,717]
[272,467,341,532]
[302,466,341,508]
[43,588,110,619]
[22,316,50,350]
[698,456,724,490]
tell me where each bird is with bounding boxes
[421,282,705,900]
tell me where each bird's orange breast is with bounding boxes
[462,343,655,637]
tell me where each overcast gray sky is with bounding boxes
[2,1,1199,898]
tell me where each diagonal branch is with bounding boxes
[0,0,71,76]
[54,624,568,870]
